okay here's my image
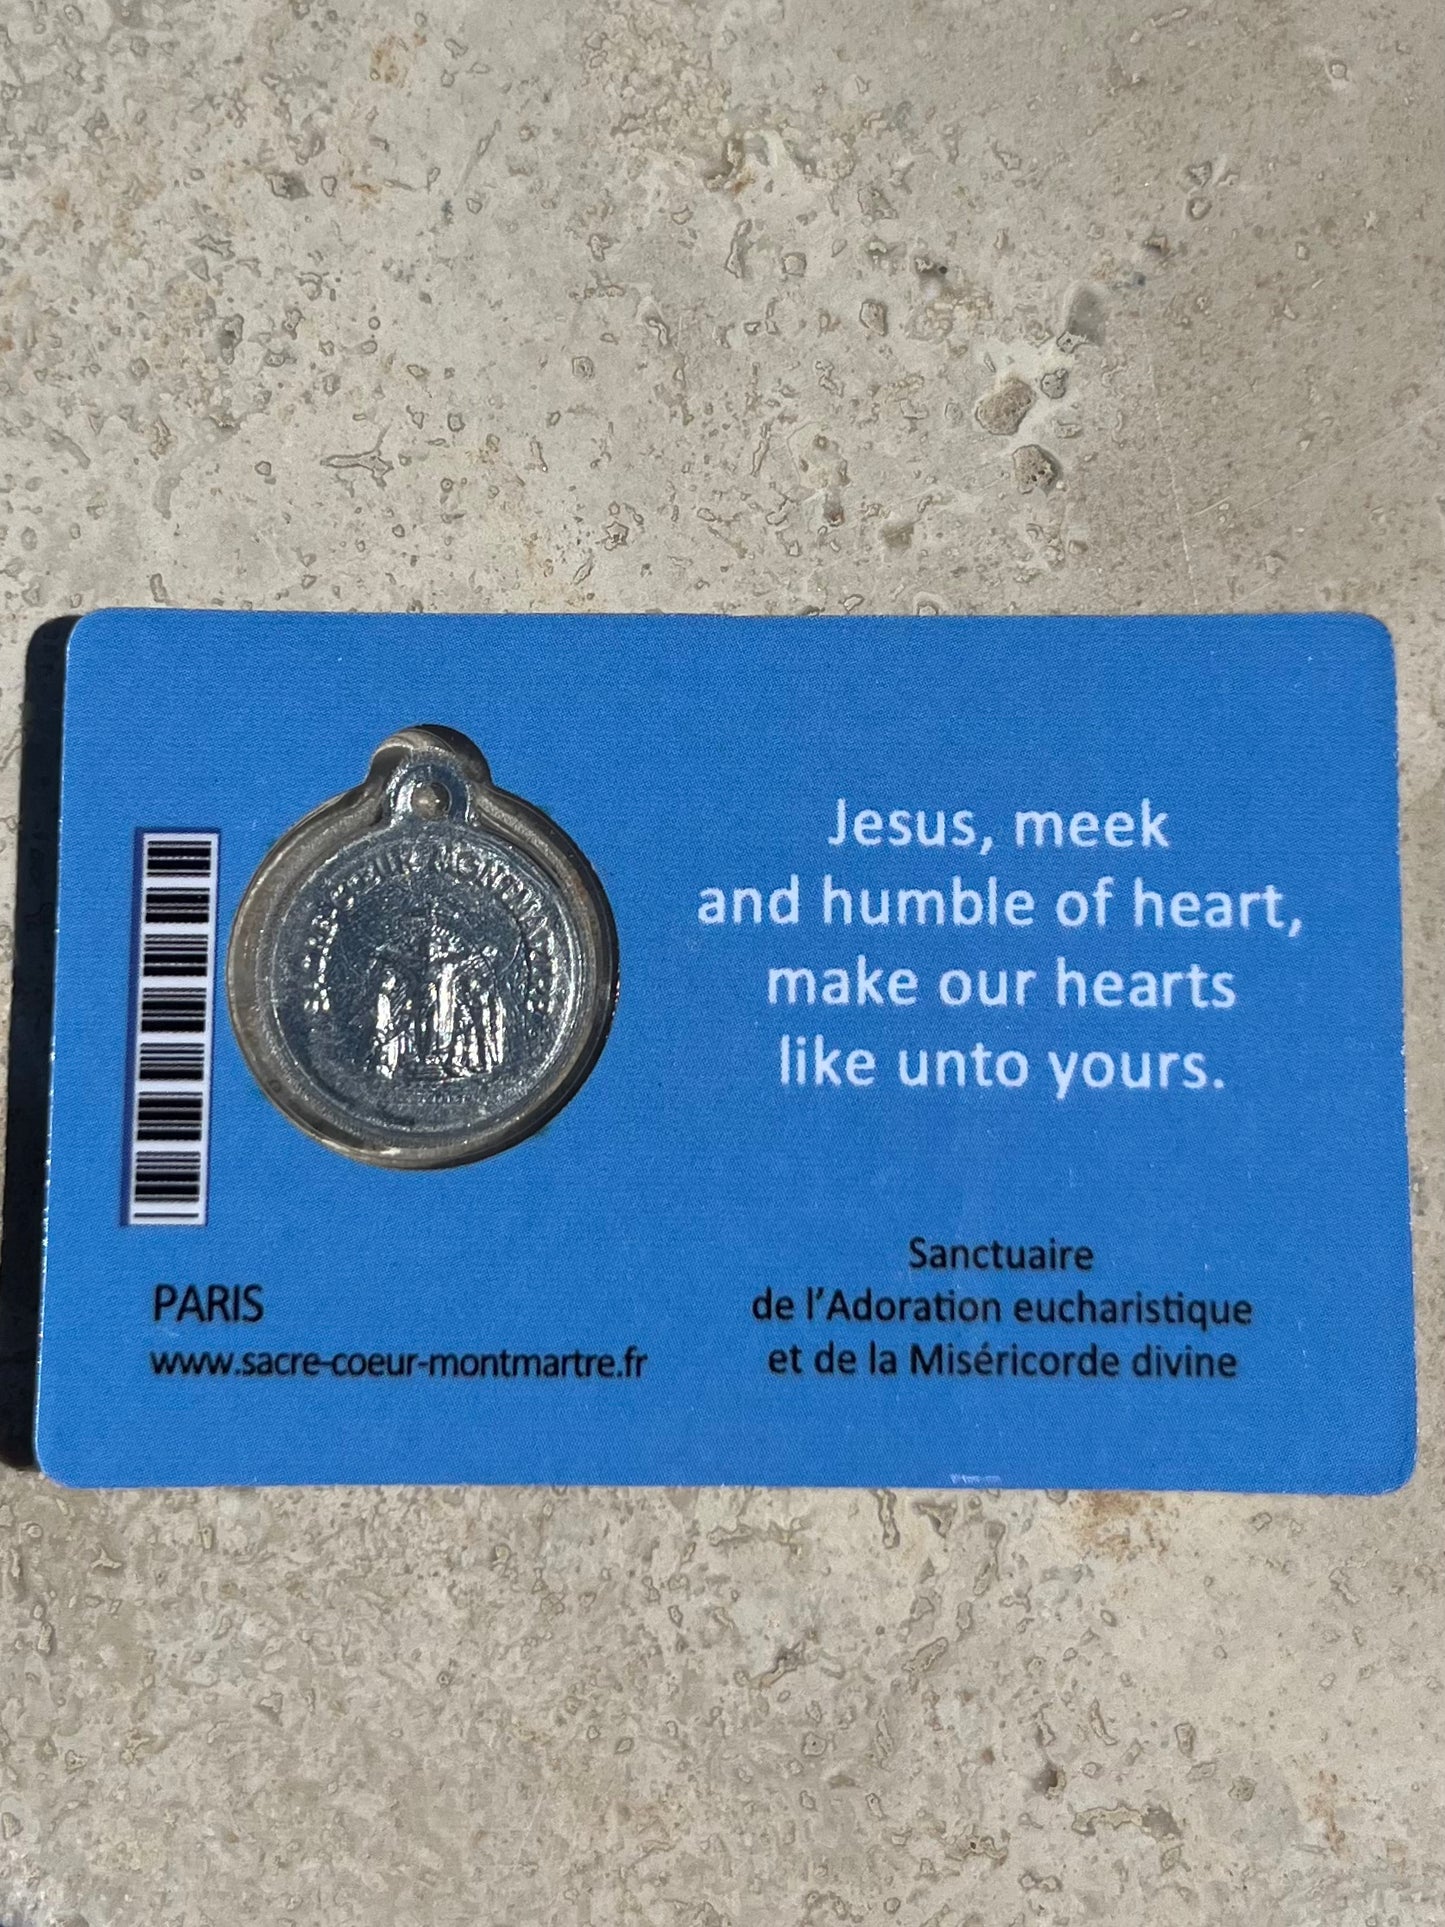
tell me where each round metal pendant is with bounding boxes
[227,726,617,1169]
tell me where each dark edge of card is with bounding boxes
[0,617,73,1469]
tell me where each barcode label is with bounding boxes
[125,832,219,1225]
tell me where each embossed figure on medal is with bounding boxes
[228,727,617,1168]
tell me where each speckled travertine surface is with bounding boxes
[1,3,1443,1922]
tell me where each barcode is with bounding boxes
[125,832,219,1225]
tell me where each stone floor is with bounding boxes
[1,2,1442,1921]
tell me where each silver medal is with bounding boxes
[227,727,617,1168]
